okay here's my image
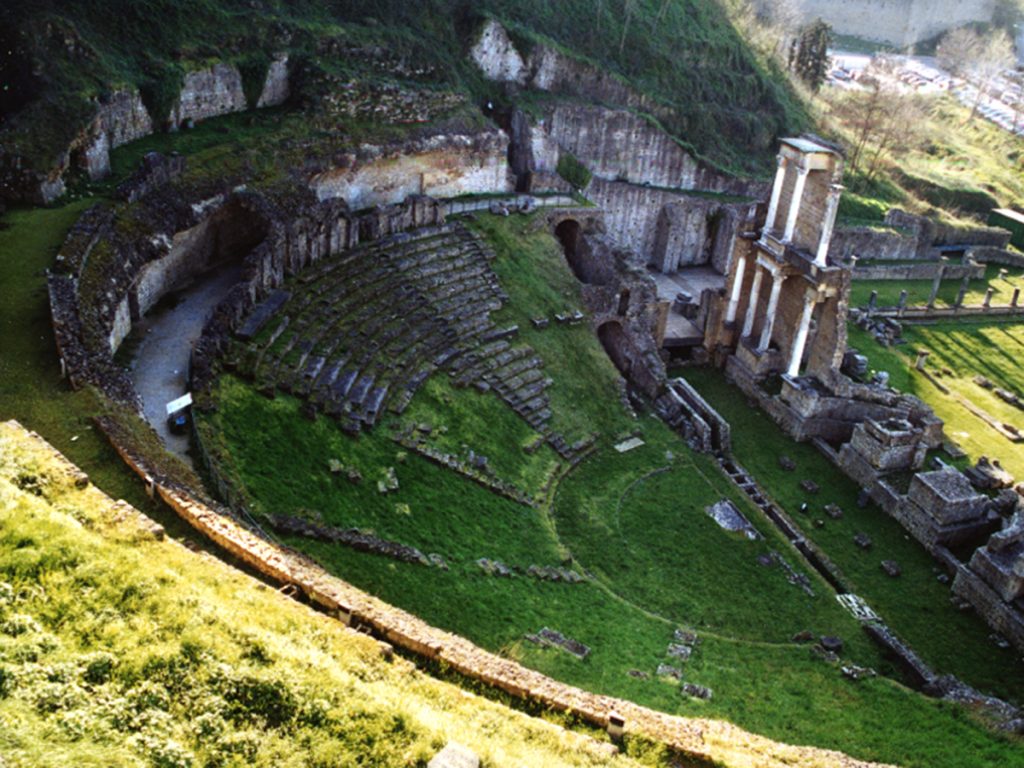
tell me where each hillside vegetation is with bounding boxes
[0,420,651,768]
[0,0,804,177]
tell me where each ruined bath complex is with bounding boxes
[3,6,1024,767]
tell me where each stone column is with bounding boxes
[787,291,817,378]
[955,285,968,308]
[928,260,947,308]
[868,290,878,312]
[783,165,810,244]
[757,270,785,353]
[741,264,765,339]
[1012,288,1020,307]
[984,288,994,308]
[764,155,788,234]
[915,349,930,371]
[815,184,843,267]
[897,290,908,316]
[725,254,748,324]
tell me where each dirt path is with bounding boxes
[129,264,242,461]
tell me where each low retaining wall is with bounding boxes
[853,261,984,282]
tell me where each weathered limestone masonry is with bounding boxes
[546,209,667,400]
[792,0,995,47]
[1,56,291,203]
[47,176,444,409]
[718,138,850,384]
[830,209,1017,286]
[585,179,757,276]
[167,63,248,129]
[309,130,514,208]
[58,415,886,768]
[533,105,763,198]
[953,514,1024,652]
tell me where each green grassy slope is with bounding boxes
[0,420,646,768]
[848,320,1024,480]
[679,366,1024,702]
[200,213,1024,767]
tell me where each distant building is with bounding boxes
[793,0,995,48]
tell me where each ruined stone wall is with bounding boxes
[793,0,995,46]
[257,54,291,108]
[853,261,984,282]
[585,178,751,272]
[829,226,919,263]
[309,131,513,208]
[537,105,764,197]
[168,63,248,129]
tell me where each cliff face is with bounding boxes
[310,131,513,209]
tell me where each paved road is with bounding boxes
[129,264,243,461]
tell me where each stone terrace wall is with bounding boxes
[1,56,291,202]
[88,415,888,768]
[538,105,764,198]
[309,130,513,208]
[586,178,754,272]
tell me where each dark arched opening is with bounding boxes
[555,219,585,280]
[617,289,631,317]
[598,321,633,379]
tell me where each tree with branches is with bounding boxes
[789,19,832,93]
[937,27,1015,123]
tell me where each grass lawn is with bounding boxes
[847,320,1024,481]
[679,366,1024,705]
[201,215,1024,767]
[850,264,1024,310]
[0,420,640,768]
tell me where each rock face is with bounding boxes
[168,63,248,129]
[310,131,513,208]
[468,19,527,85]
[256,54,290,108]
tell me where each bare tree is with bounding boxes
[831,80,926,182]
[938,27,1016,123]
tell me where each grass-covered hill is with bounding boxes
[0,419,652,768]
[0,0,804,178]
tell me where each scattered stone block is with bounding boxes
[856,488,871,508]
[778,455,797,471]
[824,503,844,520]
[627,669,650,679]
[328,458,344,474]
[853,532,873,550]
[525,627,590,659]
[682,683,713,700]
[666,643,692,661]
[791,630,815,644]
[800,479,820,494]
[841,665,876,681]
[705,499,761,540]
[656,664,682,680]
[881,560,902,578]
[820,636,844,654]
[531,316,549,329]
